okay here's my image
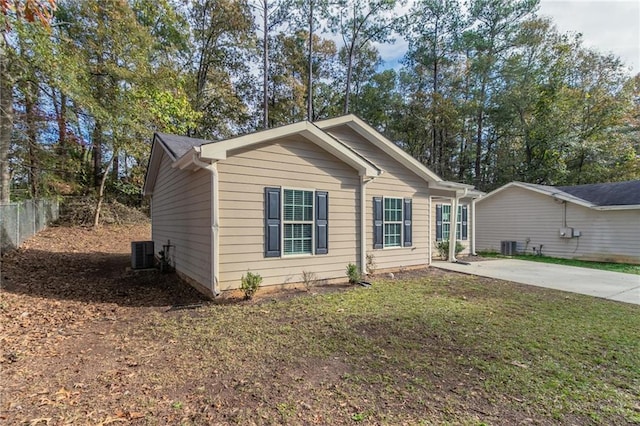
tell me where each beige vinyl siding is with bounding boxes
[151,151,212,287]
[326,127,430,271]
[475,186,640,264]
[430,198,472,257]
[217,137,360,290]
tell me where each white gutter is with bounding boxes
[191,149,220,297]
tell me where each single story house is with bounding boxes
[143,115,478,297]
[475,180,640,264]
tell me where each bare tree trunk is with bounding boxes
[93,154,115,229]
[307,0,314,121]
[25,87,40,198]
[262,0,269,129]
[343,44,354,114]
[111,149,119,180]
[92,122,102,187]
[0,38,12,203]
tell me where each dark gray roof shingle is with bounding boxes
[155,133,213,160]
[557,180,640,206]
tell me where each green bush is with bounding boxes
[436,241,465,260]
[346,263,361,284]
[241,271,262,300]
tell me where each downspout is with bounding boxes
[471,197,477,255]
[360,173,380,274]
[192,150,220,297]
[428,195,432,264]
[449,188,468,262]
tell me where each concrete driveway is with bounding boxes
[433,259,640,305]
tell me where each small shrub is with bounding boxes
[346,263,361,284]
[241,271,262,300]
[365,252,376,275]
[436,241,465,260]
[301,270,317,292]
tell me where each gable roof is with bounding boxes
[557,181,640,206]
[477,181,640,211]
[316,115,442,184]
[155,132,212,161]
[144,116,478,197]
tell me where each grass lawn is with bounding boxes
[2,225,639,424]
[145,276,640,425]
[478,251,640,275]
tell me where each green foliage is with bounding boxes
[346,263,361,284]
[241,271,262,300]
[436,241,465,260]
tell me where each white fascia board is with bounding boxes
[316,115,443,183]
[476,182,595,209]
[171,147,198,170]
[199,121,379,177]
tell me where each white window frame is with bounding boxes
[383,196,403,248]
[441,204,464,241]
[282,187,315,256]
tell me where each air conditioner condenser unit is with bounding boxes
[131,241,155,269]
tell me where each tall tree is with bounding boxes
[326,0,400,114]
[0,0,56,201]
[189,0,255,138]
[466,0,538,187]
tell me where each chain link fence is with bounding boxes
[0,199,59,254]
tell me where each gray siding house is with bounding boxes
[475,181,640,264]
[143,115,476,297]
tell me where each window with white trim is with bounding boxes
[283,189,313,255]
[384,197,403,247]
[436,204,468,241]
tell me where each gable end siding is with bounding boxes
[216,137,361,290]
[326,127,430,270]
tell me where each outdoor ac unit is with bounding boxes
[559,227,573,239]
[500,240,517,255]
[131,241,154,269]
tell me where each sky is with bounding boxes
[538,0,640,74]
[373,0,640,75]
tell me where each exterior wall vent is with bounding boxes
[131,241,155,269]
[500,240,517,256]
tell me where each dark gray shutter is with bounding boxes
[264,187,281,257]
[435,204,442,241]
[373,197,383,249]
[403,198,412,247]
[315,191,328,254]
[461,205,468,240]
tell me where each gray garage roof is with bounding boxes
[557,180,640,206]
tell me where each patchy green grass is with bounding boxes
[3,268,639,424]
[131,272,640,424]
[478,251,640,275]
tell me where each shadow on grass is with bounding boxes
[1,248,207,307]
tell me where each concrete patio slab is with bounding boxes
[432,259,640,305]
